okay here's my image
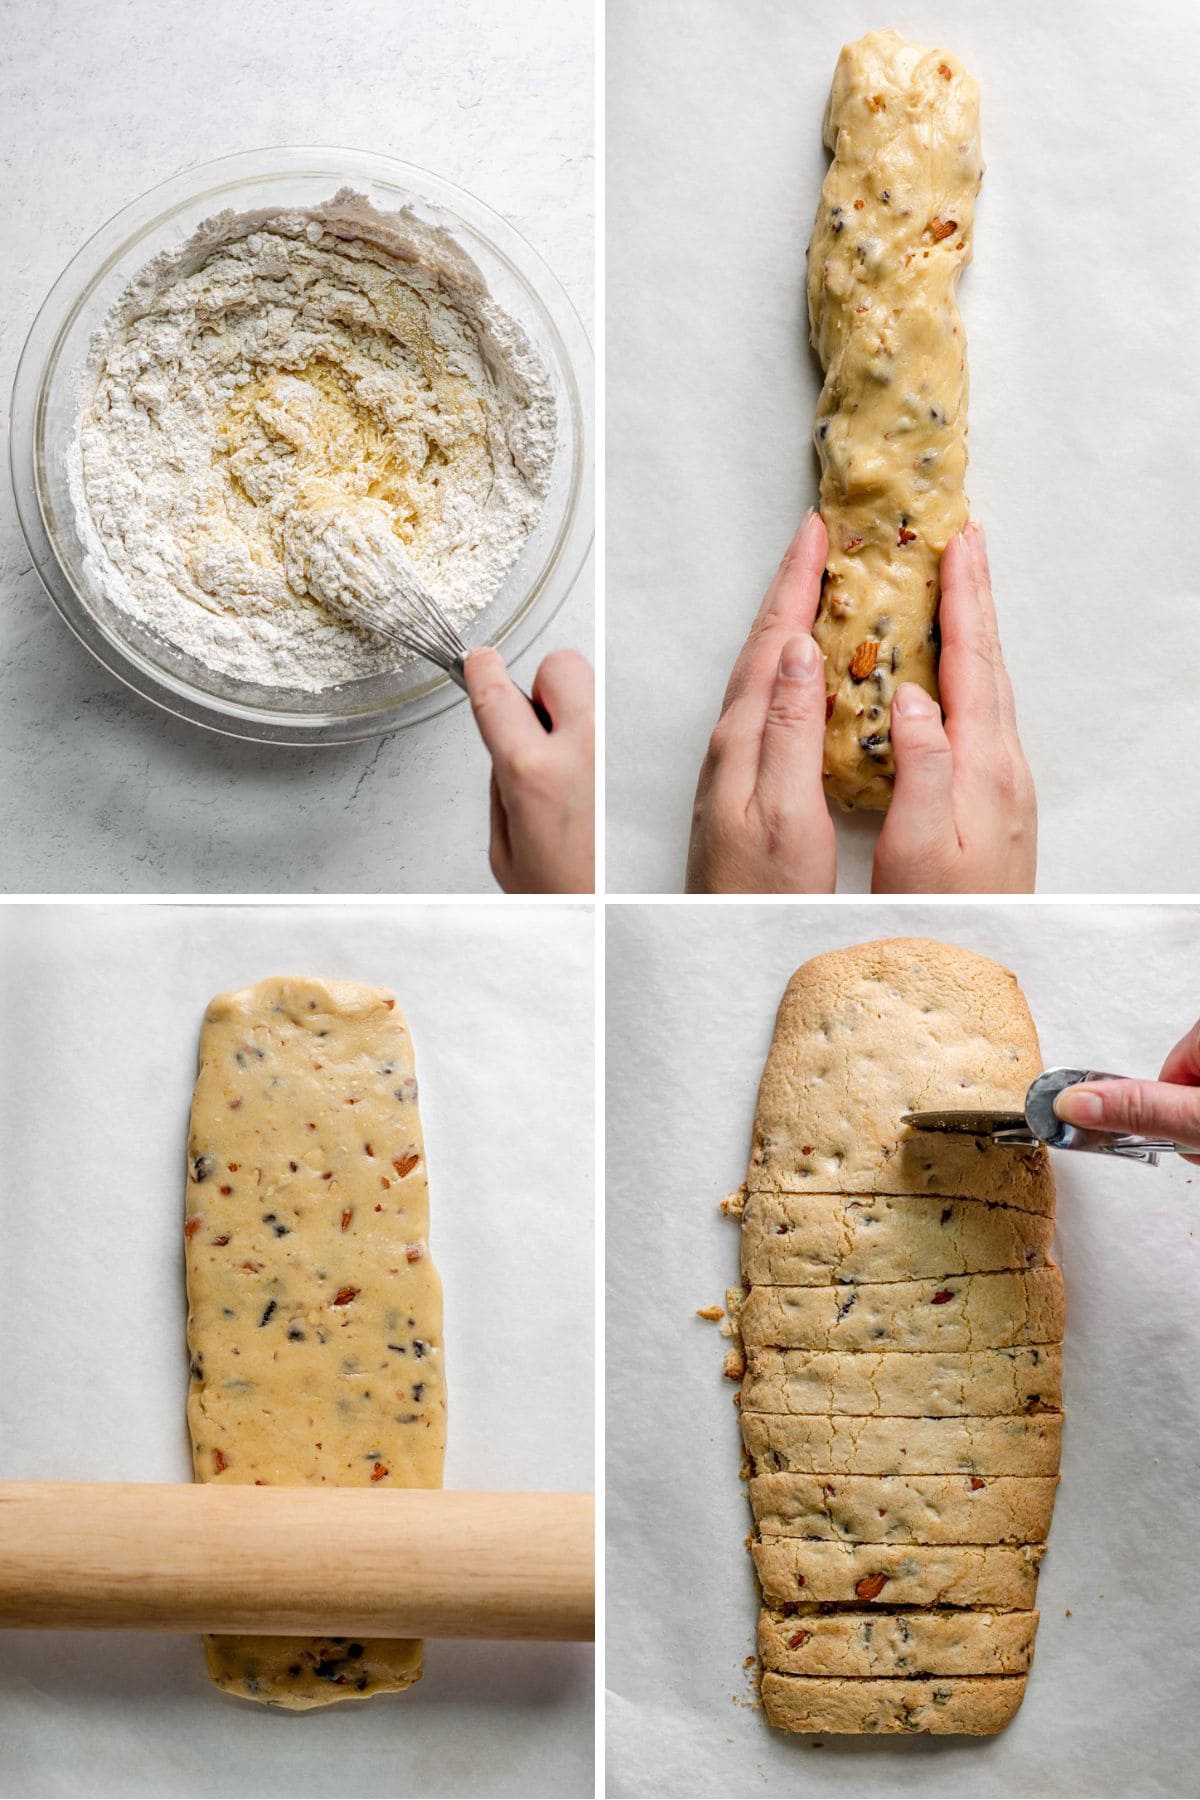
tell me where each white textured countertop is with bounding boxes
[606,0,1200,894]
[0,0,593,894]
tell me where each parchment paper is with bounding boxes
[605,902,1200,1797]
[606,0,1200,893]
[0,902,594,1800]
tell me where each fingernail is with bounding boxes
[1054,1088,1104,1126]
[780,635,820,680]
[892,682,937,718]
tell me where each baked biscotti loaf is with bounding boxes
[808,29,983,811]
[752,1540,1045,1609]
[761,1673,1026,1736]
[759,1607,1037,1677]
[739,1267,1064,1354]
[747,938,1054,1211]
[741,1192,1052,1286]
[750,1473,1058,1545]
[742,1410,1063,1477]
[741,1345,1062,1417]
[737,939,1062,1737]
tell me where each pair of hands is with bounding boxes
[686,513,1037,893]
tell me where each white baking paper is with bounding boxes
[605,901,1200,1798]
[0,902,594,1800]
[606,0,1200,894]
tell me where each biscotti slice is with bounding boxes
[742,1411,1062,1478]
[748,939,1054,1211]
[809,30,982,812]
[759,1608,1037,1677]
[741,1345,1061,1417]
[739,1267,1063,1355]
[185,976,446,1708]
[741,1193,1052,1286]
[751,1473,1058,1545]
[752,1540,1045,1609]
[761,1673,1026,1736]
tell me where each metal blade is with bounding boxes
[902,1108,1029,1136]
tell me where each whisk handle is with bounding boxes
[451,656,552,732]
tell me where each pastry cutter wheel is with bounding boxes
[903,1067,1196,1167]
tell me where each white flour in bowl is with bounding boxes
[67,189,555,691]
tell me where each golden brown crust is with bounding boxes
[759,1608,1037,1677]
[741,1345,1063,1417]
[747,939,1055,1212]
[762,1672,1027,1735]
[750,1473,1059,1545]
[741,1192,1053,1286]
[739,1267,1064,1355]
[742,1410,1063,1477]
[752,1540,1045,1609]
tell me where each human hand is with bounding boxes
[464,647,594,894]
[872,522,1037,894]
[1054,1022,1200,1163]
[685,511,836,894]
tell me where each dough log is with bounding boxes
[185,976,446,1708]
[809,30,982,809]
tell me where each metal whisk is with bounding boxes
[291,498,550,728]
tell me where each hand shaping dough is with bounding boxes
[185,976,445,1708]
[809,30,982,809]
[736,939,1062,1735]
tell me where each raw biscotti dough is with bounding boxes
[736,939,1061,1735]
[759,1607,1037,1677]
[738,1267,1064,1354]
[761,1673,1026,1736]
[752,1540,1045,1609]
[185,976,446,1708]
[809,29,982,811]
[741,1192,1052,1286]
[741,1346,1062,1417]
[748,938,1054,1211]
[742,1410,1063,1477]
[750,1473,1058,1545]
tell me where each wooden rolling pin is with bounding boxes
[0,1484,593,1641]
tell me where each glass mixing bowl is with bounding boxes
[9,147,593,745]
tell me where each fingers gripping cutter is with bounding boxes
[903,1067,1194,1167]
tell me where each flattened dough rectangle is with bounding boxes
[185,975,446,1708]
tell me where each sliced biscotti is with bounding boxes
[739,1267,1064,1354]
[761,1673,1027,1736]
[753,1540,1045,1609]
[742,1411,1063,1477]
[741,1192,1052,1286]
[747,939,1054,1213]
[759,1608,1037,1677]
[741,1345,1062,1417]
[751,1473,1058,1545]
